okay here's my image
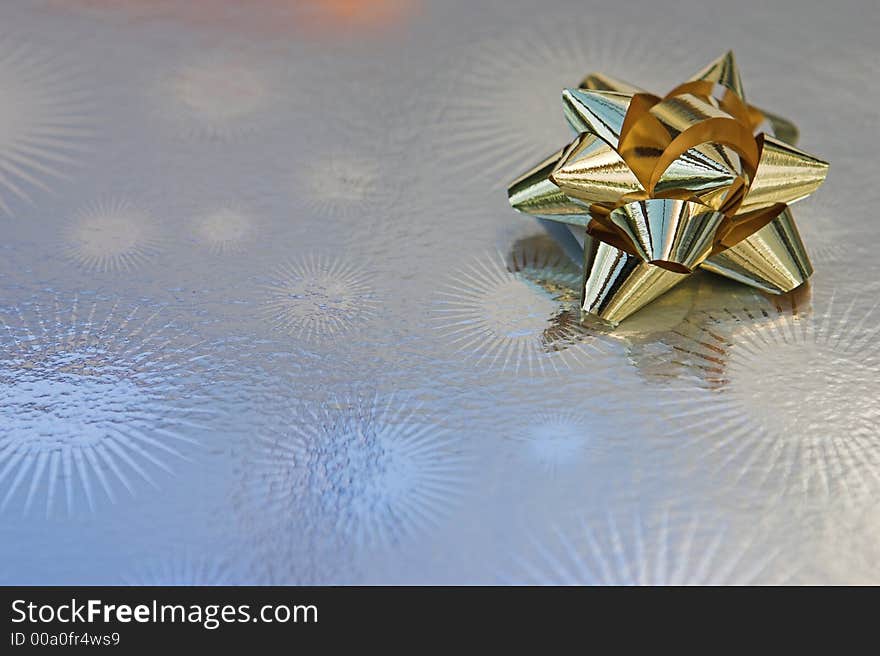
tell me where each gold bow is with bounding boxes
[508,51,829,324]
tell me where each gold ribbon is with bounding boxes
[508,51,828,324]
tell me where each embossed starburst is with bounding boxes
[432,248,607,374]
[506,411,596,471]
[794,197,851,265]
[156,52,274,140]
[192,204,257,256]
[261,255,380,342]
[512,511,793,585]
[60,198,165,273]
[0,295,213,515]
[238,395,468,550]
[656,297,880,503]
[296,152,384,218]
[123,554,235,586]
[0,37,92,215]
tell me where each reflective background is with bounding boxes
[1,0,877,584]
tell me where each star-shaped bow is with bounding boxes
[508,51,829,324]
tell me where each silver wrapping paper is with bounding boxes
[0,0,877,584]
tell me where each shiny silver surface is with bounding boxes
[0,0,877,584]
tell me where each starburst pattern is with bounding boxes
[192,204,257,256]
[432,247,607,374]
[239,395,467,550]
[295,152,384,218]
[60,198,165,272]
[0,295,213,515]
[123,554,235,586]
[657,297,880,502]
[261,255,380,342]
[0,37,92,215]
[156,52,274,140]
[513,511,793,585]
[437,22,686,185]
[509,412,595,470]
[808,505,880,584]
[795,199,851,265]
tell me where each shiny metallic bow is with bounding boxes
[508,51,829,324]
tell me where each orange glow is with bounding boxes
[300,0,418,33]
[52,0,420,38]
